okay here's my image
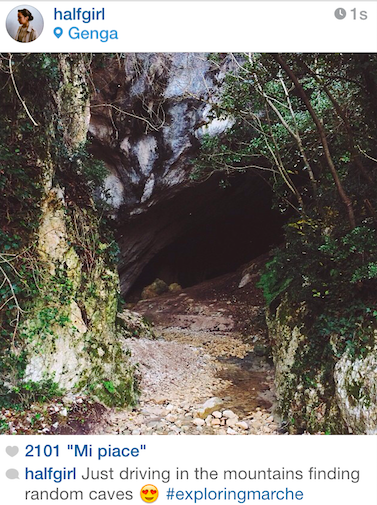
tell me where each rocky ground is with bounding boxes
[1,256,280,436]
[96,256,280,436]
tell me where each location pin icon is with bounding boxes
[54,27,63,38]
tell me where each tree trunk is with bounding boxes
[273,54,356,229]
[296,56,373,185]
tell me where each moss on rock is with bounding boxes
[141,278,169,299]
[2,54,138,408]
[267,294,377,434]
[267,296,346,434]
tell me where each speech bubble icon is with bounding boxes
[6,446,19,457]
[6,469,19,479]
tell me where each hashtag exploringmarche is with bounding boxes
[165,487,304,502]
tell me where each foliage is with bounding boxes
[0,54,123,406]
[102,380,116,394]
[0,377,63,410]
[196,53,377,358]
[259,219,377,357]
[195,53,377,430]
[0,54,60,377]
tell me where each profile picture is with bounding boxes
[6,5,44,43]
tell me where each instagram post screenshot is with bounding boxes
[0,0,377,503]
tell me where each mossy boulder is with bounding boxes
[117,309,155,339]
[141,278,169,299]
[10,55,138,408]
[267,296,377,434]
[267,296,346,433]
[169,282,182,293]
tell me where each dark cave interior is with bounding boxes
[121,171,285,300]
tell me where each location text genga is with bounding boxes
[53,7,118,42]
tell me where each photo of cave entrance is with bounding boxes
[1,53,377,435]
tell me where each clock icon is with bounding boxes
[334,8,347,19]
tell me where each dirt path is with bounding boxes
[97,259,279,435]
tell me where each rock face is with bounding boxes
[334,348,377,434]
[267,296,377,434]
[267,300,341,433]
[89,53,244,295]
[20,55,137,407]
[91,54,233,211]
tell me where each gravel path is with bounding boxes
[98,328,278,436]
[97,261,280,435]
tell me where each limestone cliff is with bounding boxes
[267,298,377,434]
[0,54,136,407]
[89,53,238,295]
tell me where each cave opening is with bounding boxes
[120,171,285,301]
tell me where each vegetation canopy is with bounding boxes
[195,53,377,429]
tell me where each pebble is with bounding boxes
[147,421,160,428]
[223,410,238,420]
[154,397,166,405]
[197,397,223,419]
[235,421,249,430]
[193,418,205,426]
[212,411,222,419]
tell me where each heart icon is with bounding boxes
[6,446,19,457]
[142,490,148,494]
[151,490,157,494]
